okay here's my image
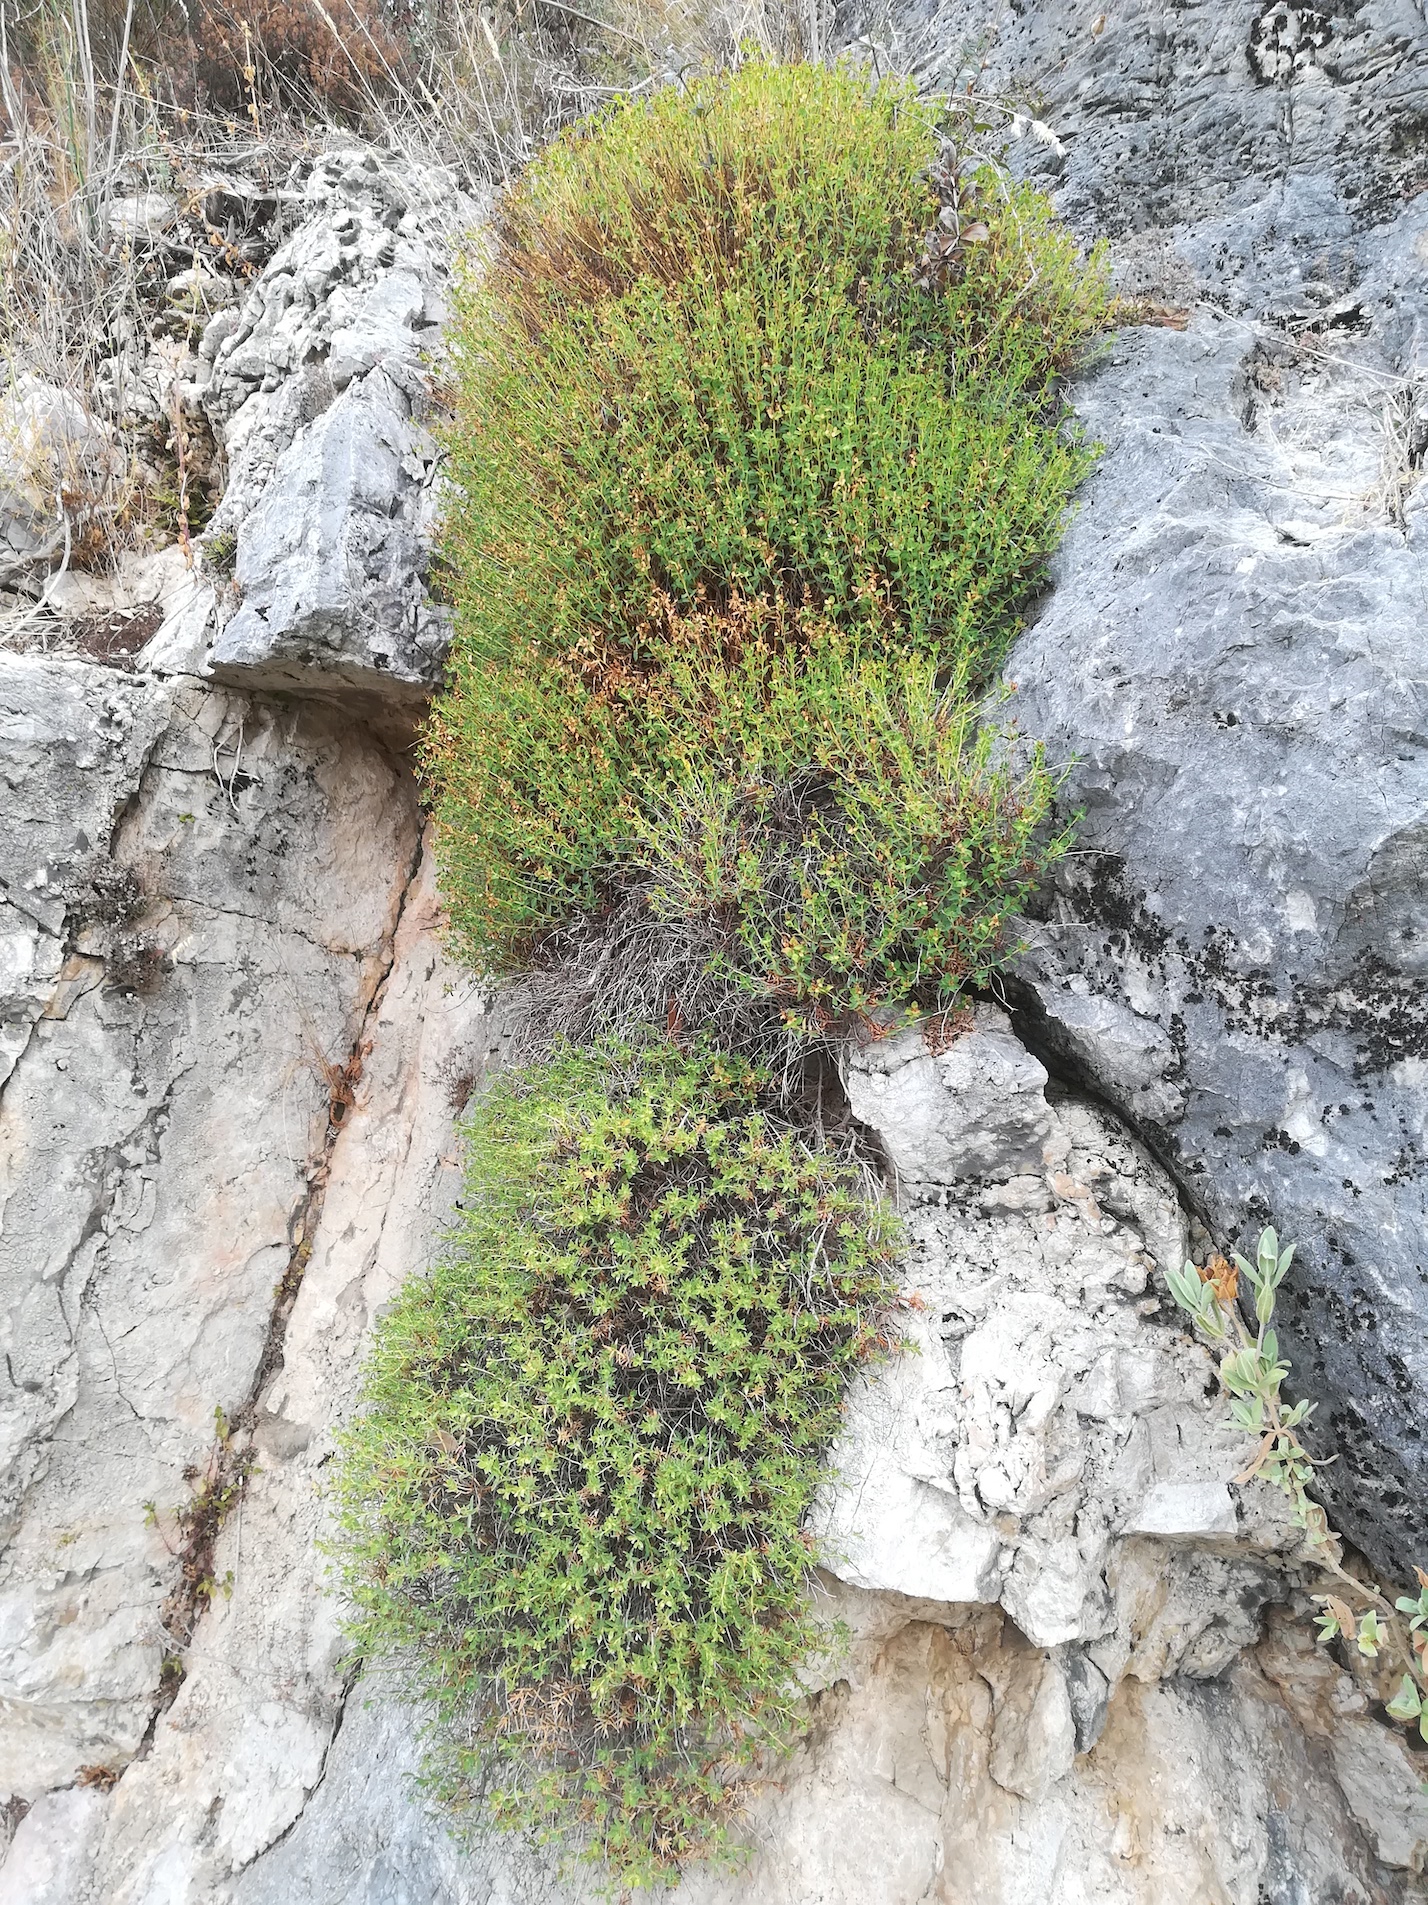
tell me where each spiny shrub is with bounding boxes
[515,644,1070,1052]
[332,1042,901,1887]
[425,58,1109,991]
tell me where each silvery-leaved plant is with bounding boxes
[1170,1226,1428,1755]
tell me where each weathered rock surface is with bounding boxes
[3,849,500,1904]
[845,1004,1061,1187]
[0,378,120,586]
[0,652,422,1797]
[11,1001,1424,1902]
[833,1008,1252,1650]
[146,148,473,708]
[7,10,1428,1896]
[830,0,1428,1577]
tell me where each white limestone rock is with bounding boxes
[843,1004,1063,1185]
[192,148,479,704]
[0,653,421,1796]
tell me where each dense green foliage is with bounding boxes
[332,1044,900,1887]
[426,59,1108,1005]
[338,59,1108,1889]
[554,646,1072,1044]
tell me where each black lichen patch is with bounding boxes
[1292,951,1428,1076]
[1054,857,1427,1078]
[1247,2,1334,88]
[1058,852,1172,963]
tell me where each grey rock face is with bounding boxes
[194,148,476,706]
[19,1007,1423,1904]
[212,368,449,705]
[1009,299,1428,1578]
[844,1004,1062,1185]
[834,0,1428,1576]
[0,660,169,1088]
[828,1019,1268,1661]
[0,378,120,586]
[0,653,421,1795]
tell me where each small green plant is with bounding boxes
[331,1041,901,1888]
[1169,1228,1428,1751]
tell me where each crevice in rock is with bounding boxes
[996,972,1221,1241]
[122,752,426,1765]
[233,1664,361,1878]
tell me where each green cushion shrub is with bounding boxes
[425,58,1108,991]
[633,649,1071,1036]
[509,642,1071,1051]
[331,1042,901,1888]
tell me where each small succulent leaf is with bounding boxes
[1386,1676,1423,1723]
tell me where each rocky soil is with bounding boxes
[2,4,1427,1901]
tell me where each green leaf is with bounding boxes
[1386,1676,1423,1723]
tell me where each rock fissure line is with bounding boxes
[230,1664,362,1880]
[132,793,426,1745]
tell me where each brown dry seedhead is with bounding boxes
[1115,296,1192,331]
[76,1763,122,1791]
[496,1677,590,1753]
[1199,1253,1240,1306]
[920,1004,974,1055]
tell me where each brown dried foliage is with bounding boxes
[179,0,407,120]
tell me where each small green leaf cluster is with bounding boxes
[1167,1228,1315,1495]
[517,647,1070,1053]
[425,57,1109,1015]
[1385,1581,1428,1737]
[331,1042,901,1888]
[1169,1226,1428,1761]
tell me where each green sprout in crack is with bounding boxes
[1170,1225,1428,1756]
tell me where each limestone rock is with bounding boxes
[104,194,176,242]
[835,0,1428,1579]
[843,1004,1062,1184]
[193,148,477,705]
[210,368,447,707]
[0,378,120,584]
[0,658,168,1089]
[0,653,421,1795]
[825,1020,1281,1661]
